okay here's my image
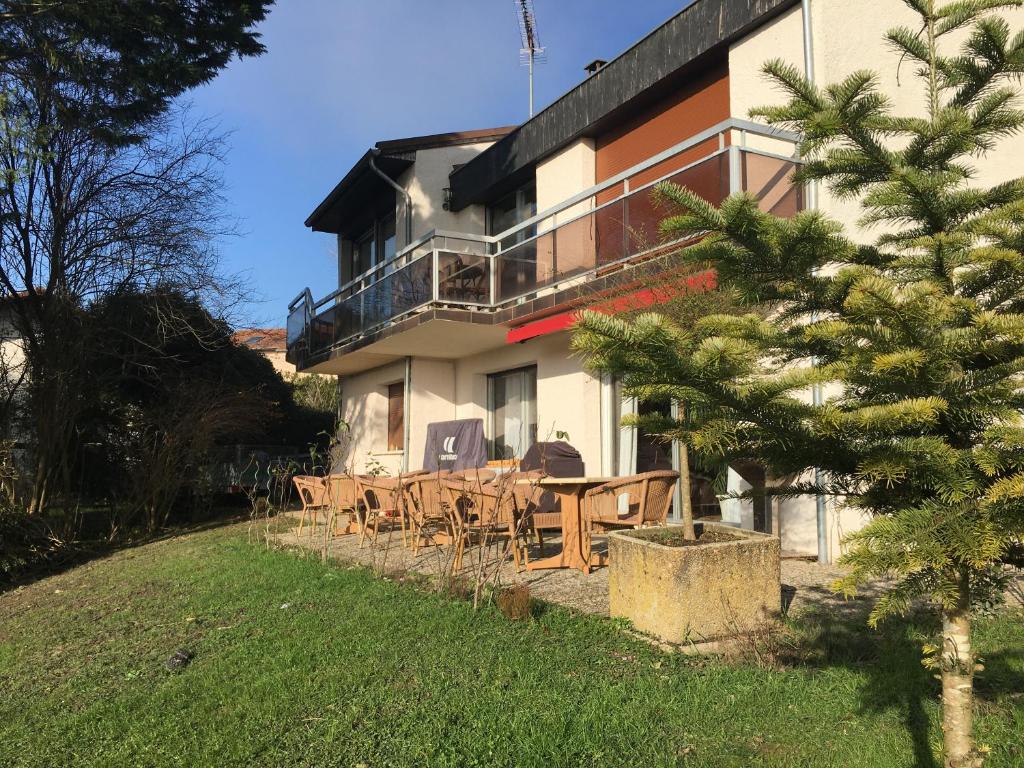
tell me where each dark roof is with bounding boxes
[305,126,516,235]
[448,0,800,210]
[375,126,516,154]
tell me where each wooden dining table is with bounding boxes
[516,476,613,574]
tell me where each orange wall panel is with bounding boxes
[595,63,730,201]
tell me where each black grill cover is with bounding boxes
[423,419,487,472]
[519,441,584,477]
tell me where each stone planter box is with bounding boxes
[607,522,781,644]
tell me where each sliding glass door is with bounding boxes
[487,366,537,460]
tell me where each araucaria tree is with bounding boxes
[573,1,1024,765]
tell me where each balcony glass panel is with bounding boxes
[438,251,491,304]
[361,256,433,332]
[742,151,802,217]
[494,231,555,303]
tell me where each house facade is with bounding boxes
[286,0,1024,560]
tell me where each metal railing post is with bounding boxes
[728,145,743,195]
[432,248,439,302]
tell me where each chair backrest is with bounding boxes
[443,477,514,526]
[402,474,448,524]
[292,475,328,509]
[591,470,680,525]
[356,476,401,513]
[326,474,358,510]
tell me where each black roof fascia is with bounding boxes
[448,0,800,211]
[304,150,414,234]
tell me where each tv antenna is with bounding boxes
[513,0,545,118]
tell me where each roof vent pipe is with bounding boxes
[369,148,414,247]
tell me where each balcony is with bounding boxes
[287,119,801,370]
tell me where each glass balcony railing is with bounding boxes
[287,118,803,367]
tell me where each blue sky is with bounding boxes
[189,0,691,327]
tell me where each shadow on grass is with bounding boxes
[1,504,285,595]
[784,590,1024,768]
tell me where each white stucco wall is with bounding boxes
[338,360,406,475]
[407,357,456,470]
[451,332,603,474]
[535,138,596,217]
[396,142,491,249]
[338,333,603,476]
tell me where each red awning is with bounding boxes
[505,270,717,344]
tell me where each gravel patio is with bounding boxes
[268,511,908,618]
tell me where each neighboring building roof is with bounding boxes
[233,328,287,353]
[304,126,516,234]
[448,0,800,210]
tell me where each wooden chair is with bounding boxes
[401,472,454,556]
[443,476,528,572]
[584,471,680,532]
[293,475,329,536]
[355,476,406,548]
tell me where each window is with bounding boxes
[379,214,397,264]
[387,382,405,451]
[352,214,399,279]
[488,182,537,250]
[354,227,376,277]
[487,366,537,460]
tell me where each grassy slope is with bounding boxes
[0,524,1021,768]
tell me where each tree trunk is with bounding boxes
[679,442,696,540]
[941,581,980,767]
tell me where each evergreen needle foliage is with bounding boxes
[573,2,1024,764]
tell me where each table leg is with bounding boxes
[526,487,590,572]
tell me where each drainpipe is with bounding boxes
[802,0,829,565]
[369,148,414,247]
[402,356,412,474]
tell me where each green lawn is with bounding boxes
[0,524,1021,767]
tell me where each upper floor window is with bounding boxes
[352,212,398,278]
[488,182,536,250]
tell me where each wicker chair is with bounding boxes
[355,476,406,548]
[401,472,453,556]
[293,475,330,536]
[443,476,528,572]
[325,474,360,537]
[584,471,680,532]
[505,470,561,552]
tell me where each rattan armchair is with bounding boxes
[325,474,360,537]
[293,475,330,536]
[584,470,680,532]
[505,470,566,553]
[355,476,406,548]
[401,472,453,556]
[443,476,528,572]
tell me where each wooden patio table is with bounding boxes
[515,476,612,574]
